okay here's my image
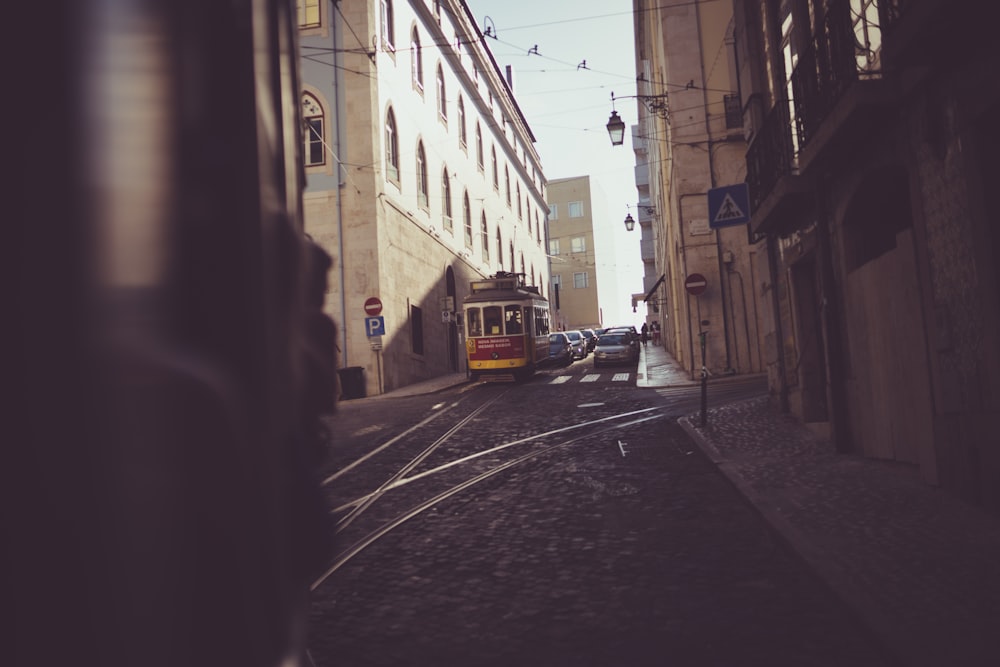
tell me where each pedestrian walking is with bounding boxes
[651,321,661,346]
[640,322,649,347]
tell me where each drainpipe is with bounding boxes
[332,4,348,366]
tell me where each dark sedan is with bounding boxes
[547,332,574,367]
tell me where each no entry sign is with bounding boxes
[364,297,383,316]
[684,273,708,296]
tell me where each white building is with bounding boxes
[298,0,550,396]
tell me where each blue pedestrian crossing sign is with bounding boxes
[708,183,751,229]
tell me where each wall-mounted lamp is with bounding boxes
[624,213,636,231]
[606,91,669,146]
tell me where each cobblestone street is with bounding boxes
[307,378,891,666]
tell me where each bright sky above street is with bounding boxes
[465,0,645,327]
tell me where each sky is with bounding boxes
[464,0,645,327]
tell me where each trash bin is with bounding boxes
[337,366,365,400]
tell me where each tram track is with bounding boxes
[311,398,665,592]
[310,406,663,590]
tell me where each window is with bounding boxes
[491,147,498,189]
[504,166,511,206]
[436,65,447,121]
[380,0,394,51]
[433,0,442,23]
[302,93,324,166]
[483,306,502,335]
[385,108,399,183]
[481,213,489,261]
[568,201,584,218]
[463,192,473,248]
[458,96,467,148]
[411,304,424,355]
[552,274,561,289]
[467,307,482,337]
[504,305,523,334]
[548,239,560,255]
[496,230,503,268]
[574,272,588,289]
[475,123,483,169]
[571,236,586,253]
[442,169,453,233]
[411,27,423,91]
[297,0,320,28]
[416,142,428,209]
[549,203,558,220]
[516,184,522,219]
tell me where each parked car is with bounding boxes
[594,332,640,366]
[547,332,574,367]
[564,329,588,359]
[580,328,598,353]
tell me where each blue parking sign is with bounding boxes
[365,316,385,337]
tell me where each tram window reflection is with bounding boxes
[484,306,502,335]
[504,305,522,334]
[467,308,483,337]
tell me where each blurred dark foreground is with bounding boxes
[4,2,335,666]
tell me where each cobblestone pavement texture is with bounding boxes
[309,368,893,666]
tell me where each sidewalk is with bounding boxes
[636,337,1000,666]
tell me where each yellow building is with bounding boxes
[546,176,607,331]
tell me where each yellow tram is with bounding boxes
[463,272,551,381]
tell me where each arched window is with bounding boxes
[410,27,423,91]
[491,146,498,189]
[481,213,489,261]
[496,230,503,269]
[504,166,511,205]
[463,192,473,249]
[516,183,522,219]
[385,107,399,183]
[476,123,483,170]
[416,141,428,208]
[509,242,515,272]
[380,0,395,51]
[302,93,324,166]
[436,65,447,121]
[457,96,467,148]
[520,253,526,277]
[442,168,453,233]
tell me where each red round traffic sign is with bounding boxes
[684,273,708,296]
[364,297,383,316]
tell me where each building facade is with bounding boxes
[631,0,765,379]
[298,0,550,396]
[546,176,606,330]
[732,0,1000,513]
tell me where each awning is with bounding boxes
[643,274,665,302]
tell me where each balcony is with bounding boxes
[745,102,813,239]
[792,1,896,173]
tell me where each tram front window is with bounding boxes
[467,308,483,337]
[504,305,523,334]
[484,306,502,335]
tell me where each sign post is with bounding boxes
[684,274,710,425]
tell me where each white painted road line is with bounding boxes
[612,373,630,382]
[550,376,571,384]
[581,374,600,383]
